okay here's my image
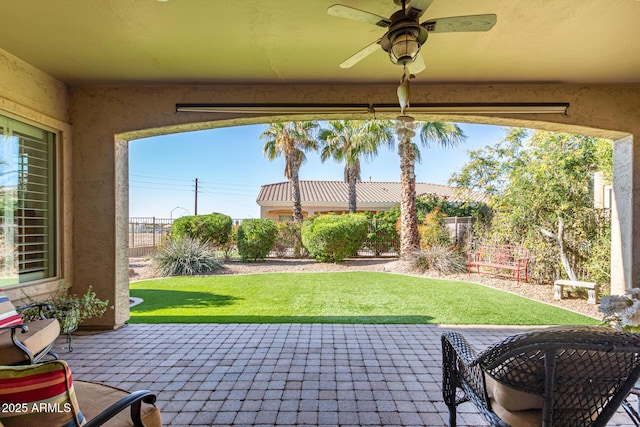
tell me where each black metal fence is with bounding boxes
[128,217,173,257]
[128,216,474,258]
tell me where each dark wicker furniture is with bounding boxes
[442,326,640,427]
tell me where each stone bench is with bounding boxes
[553,279,599,304]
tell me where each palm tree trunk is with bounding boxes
[289,158,303,223]
[347,166,357,213]
[399,138,420,257]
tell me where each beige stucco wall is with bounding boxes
[2,43,640,328]
[0,48,73,303]
[260,204,392,220]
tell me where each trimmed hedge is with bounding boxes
[172,212,232,247]
[301,213,369,262]
[237,218,278,261]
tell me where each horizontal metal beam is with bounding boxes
[175,102,569,115]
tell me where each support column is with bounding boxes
[114,138,130,326]
[611,135,639,294]
[72,125,128,329]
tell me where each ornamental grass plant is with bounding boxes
[151,236,225,276]
[409,245,467,275]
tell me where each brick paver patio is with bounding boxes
[57,324,636,426]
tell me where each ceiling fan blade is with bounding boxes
[327,4,391,27]
[405,0,434,20]
[407,53,425,74]
[339,39,383,68]
[422,14,497,33]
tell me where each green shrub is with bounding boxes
[362,211,399,256]
[171,212,232,247]
[272,221,305,258]
[152,237,225,276]
[418,207,451,250]
[409,245,467,275]
[237,219,278,261]
[301,214,369,263]
[218,225,239,260]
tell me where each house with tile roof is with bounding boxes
[256,180,489,221]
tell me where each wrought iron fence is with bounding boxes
[128,217,244,256]
[128,216,473,258]
[128,217,173,257]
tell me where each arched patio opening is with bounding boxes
[69,82,635,329]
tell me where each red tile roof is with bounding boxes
[256,181,489,207]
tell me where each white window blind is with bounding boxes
[0,116,56,284]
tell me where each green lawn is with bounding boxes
[129,272,600,325]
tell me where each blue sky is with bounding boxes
[129,122,509,219]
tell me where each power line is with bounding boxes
[195,178,258,189]
[198,188,256,197]
[129,179,193,188]
[129,185,193,192]
[130,172,258,190]
[129,172,258,187]
[129,170,196,181]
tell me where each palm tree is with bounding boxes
[261,121,319,223]
[318,120,394,213]
[398,121,466,257]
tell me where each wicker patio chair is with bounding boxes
[441,326,640,427]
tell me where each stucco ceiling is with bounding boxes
[2,0,639,85]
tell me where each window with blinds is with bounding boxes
[0,115,56,285]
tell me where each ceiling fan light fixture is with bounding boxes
[389,29,421,66]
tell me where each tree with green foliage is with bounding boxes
[449,128,529,196]
[387,193,490,224]
[450,128,613,284]
[318,120,394,213]
[261,121,319,223]
[397,121,467,257]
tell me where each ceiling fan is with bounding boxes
[327,0,497,73]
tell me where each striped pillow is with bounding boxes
[0,290,22,334]
[0,360,85,427]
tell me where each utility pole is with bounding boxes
[194,178,199,215]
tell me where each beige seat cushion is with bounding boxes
[490,398,542,427]
[485,373,544,426]
[485,373,544,411]
[75,380,162,427]
[0,318,60,364]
